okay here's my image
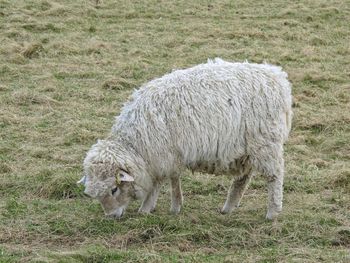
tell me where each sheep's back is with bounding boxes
[113,60,292,174]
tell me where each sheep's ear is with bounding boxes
[77,175,86,185]
[117,170,134,183]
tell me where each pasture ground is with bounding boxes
[0,0,349,262]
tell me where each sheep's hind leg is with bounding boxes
[170,176,183,214]
[221,170,252,214]
[253,145,284,220]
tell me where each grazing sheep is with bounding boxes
[79,58,292,220]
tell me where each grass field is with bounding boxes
[0,0,350,262]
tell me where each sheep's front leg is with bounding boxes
[221,171,252,214]
[139,183,161,214]
[170,176,182,214]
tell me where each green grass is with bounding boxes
[1,0,350,262]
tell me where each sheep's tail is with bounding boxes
[264,63,293,142]
[207,57,227,64]
[282,79,293,142]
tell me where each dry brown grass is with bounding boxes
[0,0,349,262]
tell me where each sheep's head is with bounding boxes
[79,140,138,218]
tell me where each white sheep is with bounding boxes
[78,58,292,220]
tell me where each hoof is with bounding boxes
[266,210,281,220]
[138,208,152,214]
[220,208,230,214]
[170,206,181,215]
[221,204,238,214]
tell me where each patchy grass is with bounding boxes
[0,0,349,262]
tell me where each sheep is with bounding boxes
[78,58,293,220]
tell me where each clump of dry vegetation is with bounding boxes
[0,0,349,262]
[21,42,43,58]
[101,77,136,90]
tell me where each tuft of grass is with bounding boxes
[0,163,12,174]
[9,88,58,106]
[22,22,61,33]
[102,78,136,91]
[21,42,43,58]
[329,170,350,192]
[36,171,84,199]
[333,228,350,247]
[3,198,28,218]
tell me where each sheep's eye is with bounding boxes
[111,187,118,195]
